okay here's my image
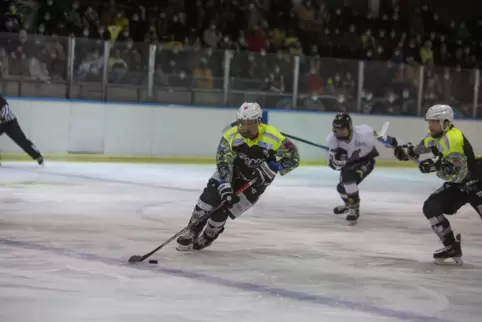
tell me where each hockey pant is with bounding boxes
[423,181,482,247]
[337,157,375,208]
[188,170,268,240]
[0,119,42,161]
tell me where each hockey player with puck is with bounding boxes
[176,102,300,251]
[0,95,44,166]
[391,104,482,265]
[326,112,381,225]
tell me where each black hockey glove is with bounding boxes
[418,158,439,173]
[394,142,419,161]
[218,181,239,206]
[254,161,280,186]
[393,146,408,161]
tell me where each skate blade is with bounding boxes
[176,244,194,251]
[434,257,463,266]
[347,219,358,226]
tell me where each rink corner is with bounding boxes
[0,153,418,168]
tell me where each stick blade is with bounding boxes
[377,121,390,138]
[128,255,143,263]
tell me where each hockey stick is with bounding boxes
[281,133,329,151]
[128,177,257,263]
[285,121,390,151]
[222,121,390,152]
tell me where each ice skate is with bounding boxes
[333,205,349,215]
[345,207,359,225]
[176,227,202,251]
[193,222,225,251]
[434,234,463,265]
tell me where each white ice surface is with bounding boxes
[1,162,482,322]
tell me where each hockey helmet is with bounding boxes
[425,104,454,137]
[332,112,352,140]
[236,102,262,138]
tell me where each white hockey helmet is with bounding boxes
[236,102,262,138]
[425,104,454,132]
[237,102,262,121]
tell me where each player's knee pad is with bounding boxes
[422,198,444,219]
[340,168,357,184]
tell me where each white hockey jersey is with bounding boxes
[326,124,379,163]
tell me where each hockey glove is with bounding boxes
[328,149,347,170]
[254,161,279,186]
[419,158,438,173]
[218,181,239,206]
[394,142,419,161]
[393,146,408,161]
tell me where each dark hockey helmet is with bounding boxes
[332,112,352,140]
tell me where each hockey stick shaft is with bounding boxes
[282,121,390,151]
[130,178,257,262]
[281,132,329,150]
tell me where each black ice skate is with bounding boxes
[434,234,463,265]
[193,227,224,250]
[333,205,349,215]
[176,226,202,251]
[345,207,360,225]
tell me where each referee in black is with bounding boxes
[0,95,44,166]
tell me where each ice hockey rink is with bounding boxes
[1,162,482,322]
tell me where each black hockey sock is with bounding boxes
[429,215,455,247]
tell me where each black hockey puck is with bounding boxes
[148,260,158,264]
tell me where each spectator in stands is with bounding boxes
[129,12,146,42]
[420,40,434,65]
[361,92,375,114]
[1,0,482,115]
[64,1,83,35]
[83,5,100,30]
[203,23,221,48]
[361,29,376,52]
[342,71,356,98]
[2,2,22,33]
[264,65,285,93]
[78,50,103,82]
[303,93,326,111]
[303,59,324,96]
[40,35,66,80]
[192,58,213,89]
[108,49,128,83]
[244,25,265,52]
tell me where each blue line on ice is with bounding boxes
[0,238,451,322]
